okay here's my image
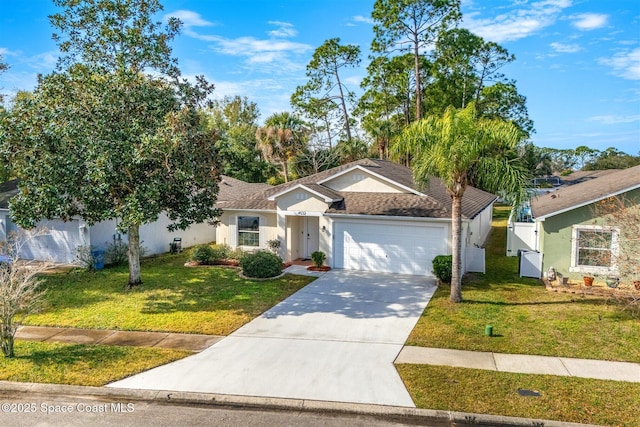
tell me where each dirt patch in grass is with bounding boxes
[397,364,638,427]
[407,205,640,362]
[1,341,190,386]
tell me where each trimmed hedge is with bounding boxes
[432,255,452,283]
[239,251,283,278]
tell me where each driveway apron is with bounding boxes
[108,270,437,407]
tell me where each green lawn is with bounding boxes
[405,205,640,362]
[25,253,315,335]
[1,341,190,386]
[398,364,638,427]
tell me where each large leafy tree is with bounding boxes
[206,96,273,182]
[371,0,460,121]
[292,38,360,144]
[255,112,307,183]
[392,103,529,303]
[2,0,220,287]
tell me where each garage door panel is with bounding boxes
[335,221,446,276]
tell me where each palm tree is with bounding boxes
[256,112,306,183]
[392,102,529,303]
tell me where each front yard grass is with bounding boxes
[398,364,639,427]
[406,205,640,362]
[25,253,315,335]
[1,341,190,386]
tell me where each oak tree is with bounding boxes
[2,0,220,287]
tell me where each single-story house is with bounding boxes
[0,180,216,263]
[215,158,496,276]
[506,169,620,257]
[507,165,640,279]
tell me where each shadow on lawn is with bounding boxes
[17,343,130,365]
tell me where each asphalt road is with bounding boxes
[0,394,430,427]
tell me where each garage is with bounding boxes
[333,220,447,275]
[6,218,84,264]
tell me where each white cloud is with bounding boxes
[165,10,214,28]
[463,0,572,43]
[210,36,311,57]
[599,47,640,80]
[588,114,640,125]
[572,13,608,30]
[267,21,297,38]
[550,42,581,53]
[353,15,374,25]
[0,47,19,57]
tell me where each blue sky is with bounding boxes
[1,0,639,154]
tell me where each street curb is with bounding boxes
[0,381,603,427]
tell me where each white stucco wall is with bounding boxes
[276,191,329,213]
[88,214,216,256]
[217,210,277,251]
[323,170,404,193]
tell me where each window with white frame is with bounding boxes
[238,216,260,247]
[570,225,619,274]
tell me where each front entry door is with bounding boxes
[301,216,319,259]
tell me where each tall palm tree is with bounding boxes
[256,112,306,183]
[392,102,529,303]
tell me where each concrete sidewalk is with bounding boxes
[16,325,640,383]
[396,346,640,383]
[15,325,224,352]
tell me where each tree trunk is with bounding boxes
[127,224,142,287]
[1,326,15,358]
[450,195,463,303]
[334,68,352,143]
[414,41,422,121]
[281,160,289,183]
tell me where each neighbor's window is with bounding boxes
[570,225,618,274]
[238,216,260,247]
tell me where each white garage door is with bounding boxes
[334,221,447,275]
[6,218,84,264]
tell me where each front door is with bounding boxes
[300,216,319,259]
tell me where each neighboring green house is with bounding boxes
[529,165,640,281]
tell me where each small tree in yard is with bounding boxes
[0,232,47,358]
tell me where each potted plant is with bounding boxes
[583,276,594,287]
[605,277,619,289]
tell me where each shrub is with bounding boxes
[311,251,326,267]
[267,239,281,254]
[190,244,216,264]
[105,241,128,266]
[209,244,231,263]
[432,255,452,283]
[239,251,283,278]
[75,245,96,271]
[228,247,245,260]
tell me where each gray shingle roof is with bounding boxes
[220,159,497,219]
[531,165,640,219]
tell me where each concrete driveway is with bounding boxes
[108,269,437,407]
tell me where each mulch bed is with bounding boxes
[543,278,639,298]
[307,265,331,272]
